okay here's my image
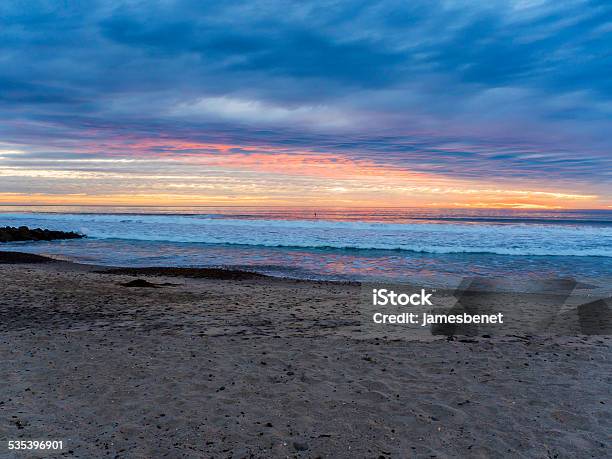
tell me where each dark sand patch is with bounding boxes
[0,251,57,264]
[120,279,181,288]
[98,266,269,280]
[121,279,162,288]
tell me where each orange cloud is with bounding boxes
[1,138,607,209]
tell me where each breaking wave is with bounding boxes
[1,212,611,258]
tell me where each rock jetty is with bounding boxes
[0,226,84,243]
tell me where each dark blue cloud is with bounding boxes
[0,0,611,195]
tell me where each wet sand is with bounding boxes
[0,256,610,458]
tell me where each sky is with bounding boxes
[1,0,611,208]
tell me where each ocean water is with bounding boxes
[1,206,611,287]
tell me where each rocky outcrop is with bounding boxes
[0,226,84,243]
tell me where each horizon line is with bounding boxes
[1,204,611,211]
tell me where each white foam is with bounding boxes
[1,212,611,257]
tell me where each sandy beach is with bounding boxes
[0,254,610,458]
[4,0,612,455]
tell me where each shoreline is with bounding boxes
[0,249,365,285]
[0,252,609,341]
[4,246,612,300]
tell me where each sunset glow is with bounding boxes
[1,1,610,208]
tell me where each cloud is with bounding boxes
[0,0,610,205]
[170,96,357,128]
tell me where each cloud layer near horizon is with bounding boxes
[1,0,611,207]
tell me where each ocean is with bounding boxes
[1,206,611,287]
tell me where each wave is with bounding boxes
[3,208,612,225]
[2,212,610,233]
[405,216,612,226]
[75,237,610,257]
[2,212,611,258]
